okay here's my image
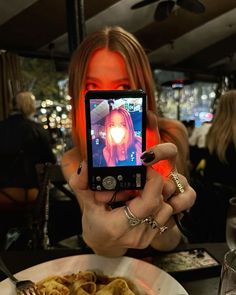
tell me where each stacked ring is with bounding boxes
[123,205,168,234]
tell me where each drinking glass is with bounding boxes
[226,197,236,250]
[218,249,236,295]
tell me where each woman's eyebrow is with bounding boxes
[86,77,130,83]
[114,78,130,83]
[86,76,100,81]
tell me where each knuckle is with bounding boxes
[168,142,178,155]
[166,202,174,215]
[133,237,150,249]
[189,187,197,206]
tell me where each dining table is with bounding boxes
[0,242,229,294]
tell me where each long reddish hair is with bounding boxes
[68,26,156,160]
[68,26,189,177]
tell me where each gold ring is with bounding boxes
[169,170,185,194]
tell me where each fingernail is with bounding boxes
[140,151,155,163]
[77,162,82,174]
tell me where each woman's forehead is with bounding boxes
[110,111,124,120]
[87,48,128,78]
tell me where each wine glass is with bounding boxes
[226,197,236,250]
[218,249,236,295]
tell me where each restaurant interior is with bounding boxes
[0,1,236,294]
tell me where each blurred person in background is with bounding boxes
[182,120,195,138]
[188,90,236,242]
[189,121,211,149]
[189,121,212,171]
[0,91,56,247]
[61,26,196,257]
[0,91,56,208]
[204,90,236,188]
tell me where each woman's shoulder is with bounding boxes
[158,117,189,177]
[61,147,81,181]
[63,147,80,162]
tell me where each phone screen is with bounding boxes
[85,90,146,191]
[88,96,144,168]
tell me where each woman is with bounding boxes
[0,91,56,248]
[189,90,236,242]
[103,107,142,167]
[205,90,236,187]
[62,26,196,256]
[0,91,55,208]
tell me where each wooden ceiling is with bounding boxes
[0,0,236,78]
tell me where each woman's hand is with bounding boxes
[69,160,172,256]
[141,143,196,215]
[68,141,196,256]
[140,143,196,250]
[65,108,196,256]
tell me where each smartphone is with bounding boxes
[85,89,146,191]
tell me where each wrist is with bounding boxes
[83,235,128,257]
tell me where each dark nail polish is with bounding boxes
[77,163,82,174]
[140,151,155,163]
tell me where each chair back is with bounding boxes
[0,162,53,250]
[31,162,53,249]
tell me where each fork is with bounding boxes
[0,256,40,295]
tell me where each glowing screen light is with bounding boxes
[110,127,126,144]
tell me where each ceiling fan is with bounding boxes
[131,0,205,21]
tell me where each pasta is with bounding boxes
[36,271,142,295]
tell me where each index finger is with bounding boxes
[141,143,178,176]
[127,167,164,218]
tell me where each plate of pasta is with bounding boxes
[0,254,188,294]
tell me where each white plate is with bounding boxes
[0,254,188,294]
